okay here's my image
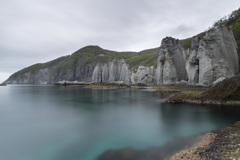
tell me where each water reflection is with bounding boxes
[0,86,239,160]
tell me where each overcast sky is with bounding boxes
[1,0,240,83]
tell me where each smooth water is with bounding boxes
[0,85,240,160]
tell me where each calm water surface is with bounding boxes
[0,85,240,160]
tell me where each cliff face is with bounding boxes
[92,59,156,85]
[155,37,187,85]
[131,66,155,85]
[3,46,158,85]
[186,26,239,85]
[91,26,239,86]
[4,60,94,85]
[154,25,238,86]
[92,59,131,84]
[3,25,239,85]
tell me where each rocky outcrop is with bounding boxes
[155,37,187,85]
[197,26,238,85]
[131,66,155,85]
[155,25,239,86]
[186,36,200,84]
[4,67,56,84]
[92,59,131,84]
[170,121,240,160]
[92,63,103,83]
[92,26,239,86]
[4,62,94,85]
[165,74,240,105]
[185,26,239,85]
[3,24,239,86]
[3,45,158,85]
[92,60,156,85]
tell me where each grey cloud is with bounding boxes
[0,0,240,83]
[171,25,197,38]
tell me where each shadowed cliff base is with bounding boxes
[165,74,240,105]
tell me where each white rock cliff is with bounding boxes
[92,26,239,86]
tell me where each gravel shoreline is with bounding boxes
[169,133,216,160]
[169,121,240,160]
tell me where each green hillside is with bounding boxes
[9,46,159,80]
[180,8,240,52]
[8,8,240,81]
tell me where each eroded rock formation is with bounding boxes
[131,66,155,85]
[4,24,239,86]
[92,26,239,86]
[185,26,239,85]
[92,59,131,84]
[155,37,187,85]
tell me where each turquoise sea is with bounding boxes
[0,85,240,160]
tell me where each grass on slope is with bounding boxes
[179,32,206,50]
[232,17,240,54]
[9,46,159,79]
[201,74,240,100]
[10,56,67,78]
[165,74,240,103]
[126,48,159,70]
[180,38,192,50]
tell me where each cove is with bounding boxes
[0,85,240,160]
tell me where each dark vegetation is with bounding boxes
[180,38,192,50]
[201,74,240,101]
[165,74,240,104]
